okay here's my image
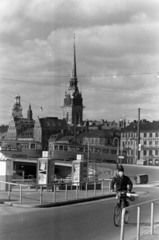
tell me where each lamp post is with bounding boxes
[113,137,119,169]
[130,137,137,164]
[85,138,90,182]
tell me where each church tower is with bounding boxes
[12,94,23,119]
[27,104,33,120]
[63,36,83,125]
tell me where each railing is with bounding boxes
[120,197,159,240]
[0,179,112,205]
[0,181,29,204]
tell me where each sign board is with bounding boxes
[72,162,80,183]
[42,151,49,158]
[72,160,88,184]
[119,156,124,159]
[38,158,47,184]
[37,158,54,185]
[76,154,84,160]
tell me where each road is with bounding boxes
[0,186,159,240]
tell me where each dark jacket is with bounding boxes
[111,174,133,192]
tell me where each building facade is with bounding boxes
[121,120,159,165]
[7,95,34,140]
[63,37,83,126]
[33,117,69,150]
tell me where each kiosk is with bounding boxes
[0,152,13,190]
[37,151,55,186]
[72,155,88,185]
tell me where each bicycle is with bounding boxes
[113,191,135,227]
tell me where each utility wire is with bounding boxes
[0,72,157,78]
[0,77,158,96]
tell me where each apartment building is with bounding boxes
[121,120,159,166]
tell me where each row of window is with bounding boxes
[49,144,117,155]
[143,149,158,156]
[122,132,159,138]
[122,140,159,147]
[127,149,159,156]
[84,138,111,145]
[143,141,158,145]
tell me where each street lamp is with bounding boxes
[113,137,119,169]
[85,138,90,182]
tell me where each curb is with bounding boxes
[4,193,116,208]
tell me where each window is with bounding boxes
[149,133,152,137]
[59,145,63,151]
[76,147,84,152]
[144,141,147,145]
[64,146,68,151]
[149,141,152,145]
[55,145,58,150]
[144,133,147,137]
[103,149,109,154]
[110,150,117,154]
[143,150,147,156]
[155,141,158,145]
[30,144,35,149]
[155,133,158,137]
[149,150,152,156]
[155,150,158,156]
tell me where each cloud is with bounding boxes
[0,0,159,124]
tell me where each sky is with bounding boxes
[0,0,159,125]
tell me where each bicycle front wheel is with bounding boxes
[113,204,121,227]
[124,202,130,224]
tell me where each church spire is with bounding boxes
[71,34,77,82]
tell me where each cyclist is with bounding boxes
[111,164,133,207]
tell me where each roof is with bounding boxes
[39,117,68,131]
[123,121,159,132]
[49,133,74,143]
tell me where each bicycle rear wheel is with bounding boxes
[113,204,121,227]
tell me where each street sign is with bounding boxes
[118,156,124,159]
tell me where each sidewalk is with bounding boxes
[130,225,159,240]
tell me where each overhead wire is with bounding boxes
[0,76,158,96]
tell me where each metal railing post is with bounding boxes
[65,184,68,200]
[40,186,42,204]
[120,208,126,240]
[76,184,78,199]
[94,181,96,196]
[53,184,56,202]
[102,181,104,195]
[8,184,11,201]
[20,185,22,204]
[109,181,111,193]
[137,206,141,240]
[85,182,88,198]
[151,202,154,235]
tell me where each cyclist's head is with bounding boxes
[118,164,124,177]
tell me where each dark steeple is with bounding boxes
[69,34,78,91]
[27,103,33,120]
[63,35,84,125]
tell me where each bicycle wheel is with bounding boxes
[124,202,130,224]
[113,204,121,227]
